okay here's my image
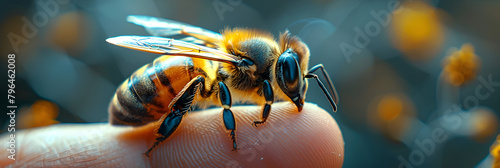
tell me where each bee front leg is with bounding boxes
[253,80,273,127]
[218,81,238,151]
[144,76,204,157]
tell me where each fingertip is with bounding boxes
[2,124,149,167]
[244,102,344,167]
[2,103,344,167]
[301,102,344,166]
[0,132,22,166]
[117,122,157,143]
[149,102,344,167]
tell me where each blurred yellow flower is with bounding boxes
[390,1,444,61]
[442,43,480,86]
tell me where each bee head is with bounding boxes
[275,31,310,112]
[275,48,307,111]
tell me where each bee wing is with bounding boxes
[106,36,239,64]
[127,15,222,46]
[179,37,216,48]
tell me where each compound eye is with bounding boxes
[276,49,301,92]
[282,56,299,86]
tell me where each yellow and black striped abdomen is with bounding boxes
[109,56,216,126]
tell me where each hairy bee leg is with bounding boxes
[219,82,238,151]
[144,76,204,157]
[144,112,180,157]
[252,80,274,127]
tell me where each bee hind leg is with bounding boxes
[144,76,204,157]
[253,80,274,127]
[218,81,238,151]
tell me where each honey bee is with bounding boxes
[106,15,339,157]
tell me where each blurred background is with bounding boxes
[1,0,500,167]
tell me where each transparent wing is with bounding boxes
[127,15,222,46]
[107,36,238,64]
[178,37,216,48]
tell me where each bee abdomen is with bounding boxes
[109,63,162,126]
[109,56,207,126]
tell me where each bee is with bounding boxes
[106,15,339,157]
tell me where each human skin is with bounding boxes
[0,102,344,167]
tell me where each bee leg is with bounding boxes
[144,112,180,158]
[252,80,273,127]
[144,76,204,157]
[219,81,238,151]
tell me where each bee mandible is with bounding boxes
[106,15,339,157]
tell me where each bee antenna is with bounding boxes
[305,64,339,112]
[305,73,337,112]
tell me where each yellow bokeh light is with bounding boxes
[368,93,416,141]
[19,100,60,129]
[377,96,403,121]
[390,1,444,61]
[47,11,91,56]
[490,135,500,167]
[471,108,498,142]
